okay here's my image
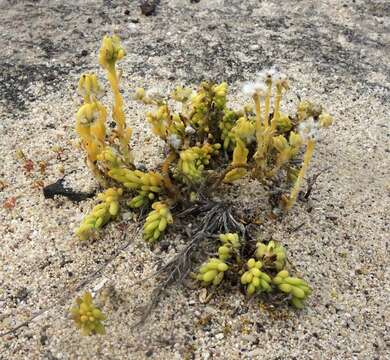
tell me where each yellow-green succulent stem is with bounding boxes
[286,139,315,209]
[264,82,272,128]
[106,66,133,167]
[106,67,123,125]
[253,94,262,142]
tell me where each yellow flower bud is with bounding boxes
[78,73,103,102]
[98,35,125,70]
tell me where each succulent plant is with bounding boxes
[71,292,106,336]
[273,270,312,309]
[69,35,332,332]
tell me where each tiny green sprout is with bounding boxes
[71,292,106,336]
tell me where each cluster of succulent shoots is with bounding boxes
[196,233,240,286]
[71,292,106,336]
[74,34,333,243]
[195,235,311,309]
[76,187,122,240]
[70,35,332,333]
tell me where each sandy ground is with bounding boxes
[0,0,389,359]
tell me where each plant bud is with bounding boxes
[260,279,271,291]
[247,258,256,268]
[260,272,271,283]
[153,229,160,240]
[158,217,168,232]
[217,263,229,272]
[218,246,231,256]
[290,286,305,299]
[319,112,333,128]
[252,277,260,287]
[273,276,282,285]
[247,284,256,295]
[277,270,289,279]
[203,270,218,283]
[284,277,304,286]
[251,268,262,277]
[144,220,159,233]
[279,283,292,293]
[109,202,119,216]
[273,135,289,152]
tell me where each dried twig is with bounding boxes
[288,222,305,233]
[132,201,246,328]
[303,167,330,200]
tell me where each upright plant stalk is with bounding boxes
[286,139,315,209]
[263,81,272,127]
[99,35,133,168]
[253,93,262,142]
[253,93,266,174]
[270,85,283,130]
[106,66,133,166]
